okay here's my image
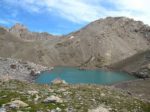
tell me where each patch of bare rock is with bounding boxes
[88,105,110,112]
[0,57,52,82]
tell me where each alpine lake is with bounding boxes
[35,66,137,85]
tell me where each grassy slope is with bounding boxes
[0,80,150,112]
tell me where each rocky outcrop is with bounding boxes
[9,23,56,41]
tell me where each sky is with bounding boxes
[0,0,150,35]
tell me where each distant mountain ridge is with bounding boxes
[0,17,149,70]
[9,23,58,41]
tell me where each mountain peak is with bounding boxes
[10,23,28,32]
[8,23,57,41]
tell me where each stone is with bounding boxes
[43,95,63,103]
[34,94,40,102]
[147,64,150,70]
[88,105,109,112]
[0,107,6,112]
[56,107,62,112]
[27,90,38,95]
[51,78,67,84]
[36,110,44,112]
[100,93,105,97]
[9,103,19,109]
[57,88,66,92]
[10,64,17,69]
[30,70,36,76]
[66,107,75,112]
[51,109,57,112]
[8,100,28,109]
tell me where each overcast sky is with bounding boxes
[0,0,150,35]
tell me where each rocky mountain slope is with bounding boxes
[0,17,149,68]
[56,17,150,67]
[110,50,150,78]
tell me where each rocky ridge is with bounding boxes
[9,23,57,41]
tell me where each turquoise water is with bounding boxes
[35,67,137,85]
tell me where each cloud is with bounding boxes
[0,19,19,26]
[2,0,104,23]
[107,0,150,25]
[0,20,9,25]
[2,0,45,13]
[2,0,150,25]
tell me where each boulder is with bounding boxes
[51,78,67,84]
[56,107,62,112]
[10,64,17,69]
[43,95,63,103]
[27,90,38,95]
[88,105,110,112]
[8,100,28,109]
[30,70,36,76]
[147,64,150,70]
[0,107,6,112]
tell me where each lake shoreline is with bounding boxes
[0,57,149,102]
[0,57,143,85]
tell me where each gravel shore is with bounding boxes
[0,57,51,82]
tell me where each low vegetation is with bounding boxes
[0,80,150,112]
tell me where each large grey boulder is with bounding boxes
[43,95,63,103]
